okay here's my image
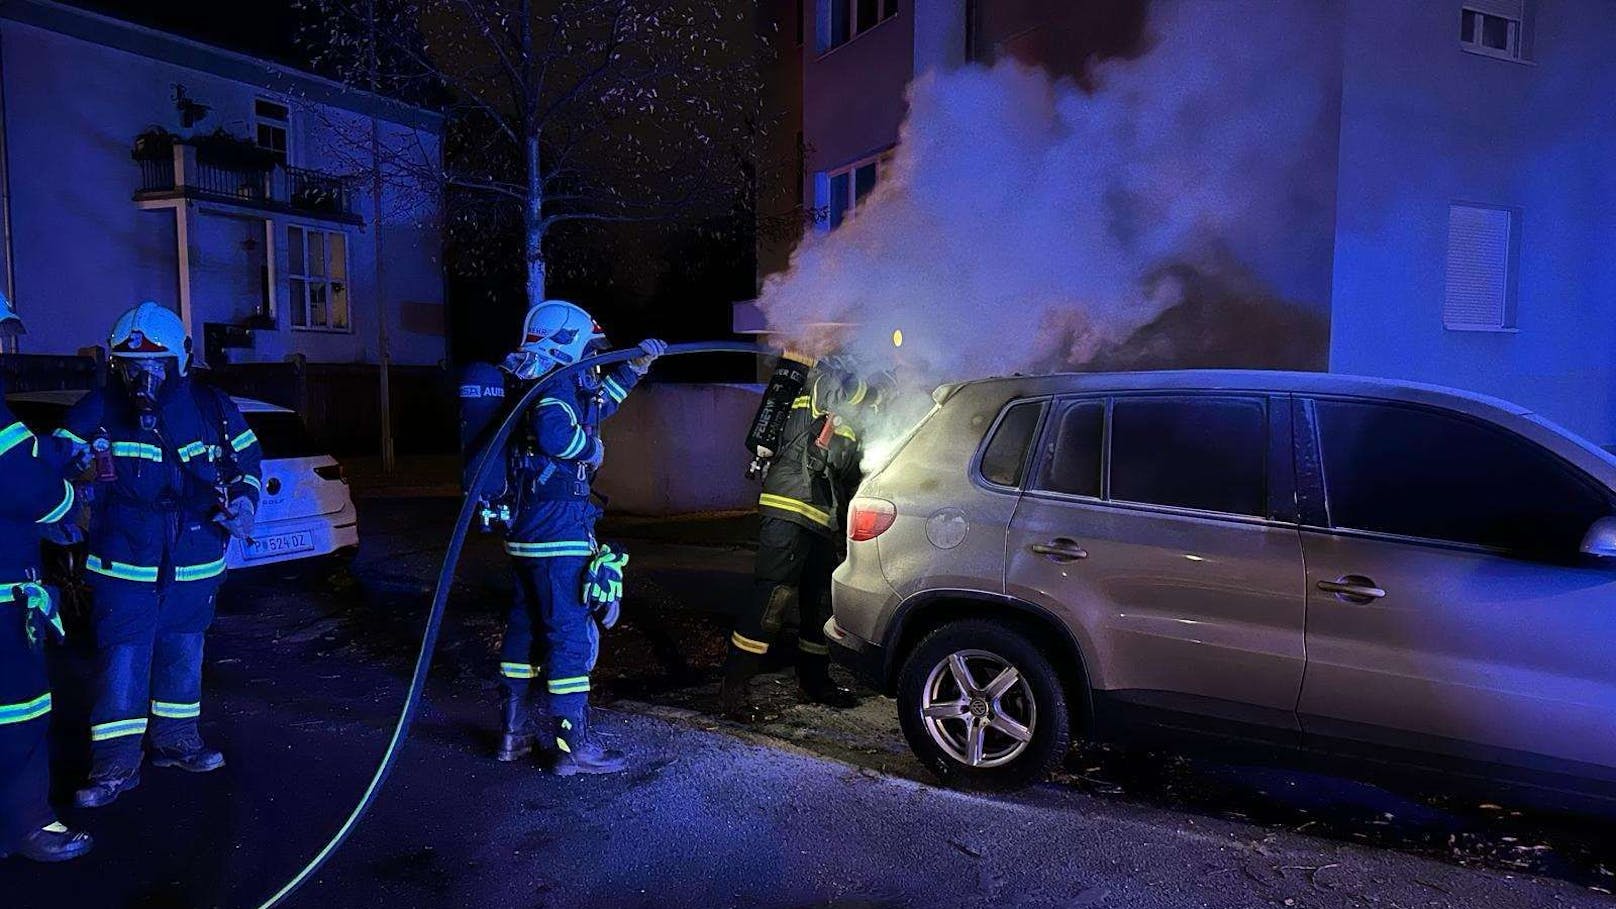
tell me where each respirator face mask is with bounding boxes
[115,357,170,412]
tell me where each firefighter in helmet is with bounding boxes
[59,301,261,807]
[721,360,877,722]
[463,299,664,774]
[0,292,93,861]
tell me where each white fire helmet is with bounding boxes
[0,290,21,337]
[504,299,606,380]
[108,301,191,375]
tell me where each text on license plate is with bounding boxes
[246,531,316,560]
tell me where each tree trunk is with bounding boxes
[524,133,545,306]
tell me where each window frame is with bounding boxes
[818,149,892,232]
[253,96,294,165]
[1459,5,1522,61]
[1012,391,1289,526]
[286,224,352,334]
[817,0,899,55]
[1295,395,1616,560]
[971,396,1051,495]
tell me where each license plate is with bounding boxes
[245,531,316,561]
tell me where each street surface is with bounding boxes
[3,497,1614,908]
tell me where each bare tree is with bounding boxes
[298,0,765,305]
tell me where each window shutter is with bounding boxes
[1444,204,1513,329]
[1463,0,1523,19]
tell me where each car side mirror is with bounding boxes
[1579,516,1616,560]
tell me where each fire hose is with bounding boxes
[255,341,767,909]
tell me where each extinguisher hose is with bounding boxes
[253,341,767,909]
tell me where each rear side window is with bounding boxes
[1315,401,1610,557]
[244,412,322,459]
[979,401,1043,488]
[1039,400,1104,497]
[1111,396,1268,516]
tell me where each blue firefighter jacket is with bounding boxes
[502,363,641,557]
[57,377,262,586]
[0,396,76,582]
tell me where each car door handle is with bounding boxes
[1317,576,1386,602]
[1030,539,1088,562]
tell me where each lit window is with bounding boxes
[823,0,897,52]
[254,98,291,164]
[288,226,350,331]
[1443,204,1518,331]
[1460,3,1528,61]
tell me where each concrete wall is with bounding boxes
[1329,0,1616,446]
[802,0,914,177]
[0,11,445,367]
[594,383,763,515]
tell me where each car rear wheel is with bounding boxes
[896,619,1071,790]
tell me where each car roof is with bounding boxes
[5,388,291,414]
[947,369,1533,417]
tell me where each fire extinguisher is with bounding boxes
[744,350,815,481]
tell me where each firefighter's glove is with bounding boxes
[17,582,65,648]
[214,497,256,541]
[583,545,628,630]
[41,517,82,547]
[629,338,668,375]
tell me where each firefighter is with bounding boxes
[720,362,870,722]
[0,293,93,862]
[59,302,261,808]
[478,299,663,774]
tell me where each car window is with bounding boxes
[1315,400,1610,557]
[244,411,322,459]
[1037,400,1104,498]
[1110,396,1268,516]
[979,401,1043,488]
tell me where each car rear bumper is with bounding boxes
[824,616,885,692]
[226,501,359,570]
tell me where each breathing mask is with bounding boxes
[115,356,171,412]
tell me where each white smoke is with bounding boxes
[759,1,1337,463]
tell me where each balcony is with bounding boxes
[132,132,361,224]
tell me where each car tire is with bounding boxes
[896,619,1071,791]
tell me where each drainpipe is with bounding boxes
[0,31,18,354]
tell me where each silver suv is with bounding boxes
[827,371,1616,792]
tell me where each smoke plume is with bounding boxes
[759,0,1339,463]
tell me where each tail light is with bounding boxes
[849,497,897,542]
[315,464,347,483]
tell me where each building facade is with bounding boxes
[756,0,1616,447]
[0,0,445,369]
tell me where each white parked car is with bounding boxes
[7,389,358,569]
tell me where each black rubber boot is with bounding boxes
[720,650,775,723]
[9,823,94,863]
[74,766,141,808]
[496,687,534,763]
[549,709,627,777]
[798,653,859,709]
[151,730,226,773]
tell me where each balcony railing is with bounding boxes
[133,141,358,223]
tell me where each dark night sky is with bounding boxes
[66,0,308,67]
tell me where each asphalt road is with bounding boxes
[3,498,1614,908]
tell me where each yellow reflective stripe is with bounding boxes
[85,555,159,583]
[0,692,51,725]
[505,541,595,559]
[604,376,628,403]
[90,718,148,741]
[178,441,209,462]
[112,441,163,462]
[0,421,34,458]
[36,480,74,524]
[500,662,537,679]
[798,640,830,656]
[547,676,590,694]
[231,429,259,451]
[242,474,263,492]
[731,632,769,655]
[53,427,88,447]
[151,700,200,719]
[175,558,227,582]
[847,379,868,406]
[560,427,587,459]
[791,396,810,409]
[758,493,833,528]
[835,424,858,441]
[538,398,579,422]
